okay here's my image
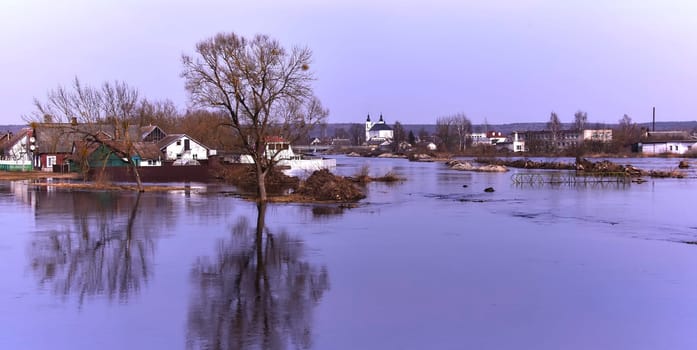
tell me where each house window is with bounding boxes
[193,154,198,159]
[176,140,181,146]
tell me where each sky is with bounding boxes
[1,0,696,126]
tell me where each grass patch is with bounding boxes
[29,182,189,192]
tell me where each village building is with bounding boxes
[72,140,164,169]
[157,134,211,165]
[364,114,394,145]
[635,130,697,155]
[469,132,489,145]
[0,128,34,171]
[468,131,507,146]
[508,128,613,152]
[637,140,697,155]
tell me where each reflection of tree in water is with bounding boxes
[187,204,330,350]
[30,192,153,304]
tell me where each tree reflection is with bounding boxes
[30,192,153,304]
[187,203,330,350]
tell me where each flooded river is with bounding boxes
[1,156,697,349]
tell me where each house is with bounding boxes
[513,128,613,152]
[0,128,33,171]
[157,134,210,165]
[636,140,697,155]
[469,132,489,145]
[71,139,163,170]
[32,124,82,171]
[487,131,507,144]
[415,140,437,151]
[141,125,168,142]
[309,137,321,146]
[582,129,613,142]
[511,131,526,152]
[32,122,174,171]
[365,114,394,144]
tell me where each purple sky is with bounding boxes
[1,0,696,125]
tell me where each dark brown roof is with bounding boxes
[101,140,163,160]
[33,123,167,154]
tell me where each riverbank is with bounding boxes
[0,171,80,181]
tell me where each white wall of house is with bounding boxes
[368,129,393,140]
[512,132,526,152]
[470,133,489,144]
[239,142,299,164]
[4,135,31,161]
[640,141,697,155]
[140,160,163,167]
[163,136,208,161]
[583,129,613,142]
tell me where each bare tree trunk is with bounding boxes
[255,201,266,289]
[128,161,144,192]
[255,163,267,202]
[99,150,112,182]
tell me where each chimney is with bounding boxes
[652,107,655,132]
[70,117,78,126]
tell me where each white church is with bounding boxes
[365,114,394,146]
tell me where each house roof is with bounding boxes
[157,134,210,150]
[1,128,31,153]
[141,125,167,141]
[369,123,392,132]
[33,122,167,154]
[101,140,163,159]
[640,140,697,145]
[131,142,164,159]
[265,135,286,143]
[367,138,391,146]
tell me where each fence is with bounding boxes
[86,163,214,183]
[512,172,631,185]
[0,159,33,172]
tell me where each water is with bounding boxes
[1,157,697,349]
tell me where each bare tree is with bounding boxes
[392,121,406,152]
[574,110,588,131]
[418,127,429,142]
[452,113,472,152]
[436,114,471,152]
[135,98,181,131]
[436,116,456,152]
[348,123,365,146]
[333,127,348,140]
[177,109,238,151]
[613,114,641,153]
[30,78,148,191]
[182,32,328,202]
[547,111,562,152]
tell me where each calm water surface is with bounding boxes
[1,157,697,349]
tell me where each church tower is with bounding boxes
[365,114,372,142]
